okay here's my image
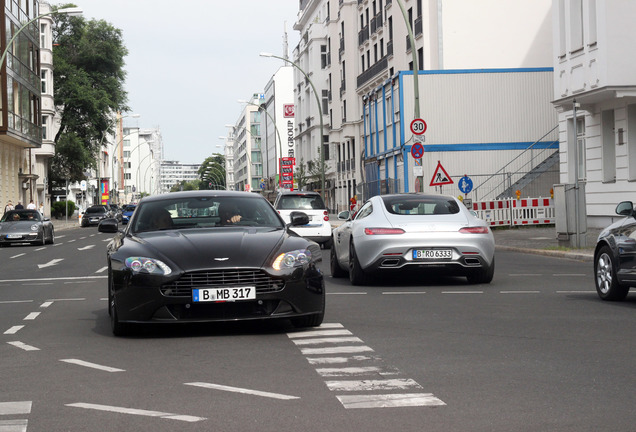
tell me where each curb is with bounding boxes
[495,245,594,262]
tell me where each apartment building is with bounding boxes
[552,0,636,229]
[293,0,555,211]
[159,161,200,194]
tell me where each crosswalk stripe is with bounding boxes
[316,366,399,377]
[336,393,446,409]
[7,341,39,351]
[325,378,422,392]
[307,355,379,365]
[0,401,31,415]
[0,419,28,432]
[287,329,352,338]
[291,337,363,346]
[300,345,374,355]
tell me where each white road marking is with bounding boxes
[0,401,31,414]
[24,312,40,320]
[383,291,426,295]
[300,346,374,355]
[307,355,380,365]
[60,359,125,372]
[441,291,483,294]
[80,237,87,240]
[0,419,28,431]
[337,393,446,409]
[316,366,399,377]
[553,273,586,277]
[557,290,595,294]
[317,323,344,328]
[21,283,53,286]
[7,341,39,351]
[77,245,95,251]
[10,254,25,259]
[0,276,105,283]
[4,326,24,335]
[510,274,542,277]
[66,403,205,422]
[56,235,66,239]
[46,298,85,302]
[67,239,76,243]
[40,301,53,308]
[327,292,367,295]
[37,259,64,269]
[288,329,352,339]
[325,378,422,392]
[291,337,363,346]
[34,247,46,251]
[501,290,541,294]
[102,239,111,242]
[184,382,299,400]
[96,266,108,273]
[0,300,33,305]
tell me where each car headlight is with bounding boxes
[125,257,172,275]
[273,249,312,270]
[31,224,39,231]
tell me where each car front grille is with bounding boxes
[161,269,284,297]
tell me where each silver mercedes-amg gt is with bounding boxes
[330,193,495,285]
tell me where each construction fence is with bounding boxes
[471,197,555,227]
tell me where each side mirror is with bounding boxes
[289,211,309,226]
[615,201,634,217]
[98,218,119,233]
[338,211,350,221]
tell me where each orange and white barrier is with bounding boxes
[471,198,554,227]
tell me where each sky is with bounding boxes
[68,0,301,164]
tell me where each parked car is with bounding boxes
[121,204,136,225]
[594,201,636,301]
[273,191,332,248]
[330,193,495,285]
[0,209,55,246]
[98,191,325,336]
[80,205,111,227]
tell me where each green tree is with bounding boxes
[198,154,226,190]
[49,4,129,188]
[170,180,201,192]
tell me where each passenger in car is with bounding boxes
[218,203,242,225]
[148,208,173,230]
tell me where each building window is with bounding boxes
[40,23,47,47]
[587,0,597,45]
[41,69,47,93]
[42,115,47,139]
[321,45,328,69]
[570,0,583,52]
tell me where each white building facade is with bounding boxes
[552,0,636,229]
[159,161,201,193]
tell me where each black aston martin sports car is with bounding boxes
[98,190,325,336]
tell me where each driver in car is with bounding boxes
[219,203,242,225]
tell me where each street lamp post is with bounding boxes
[259,52,326,199]
[0,7,83,68]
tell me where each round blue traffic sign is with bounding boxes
[411,142,424,159]
[458,175,473,194]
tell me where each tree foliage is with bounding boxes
[49,3,129,186]
[170,180,201,192]
[198,154,226,190]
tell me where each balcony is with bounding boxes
[358,25,369,46]
[356,55,389,88]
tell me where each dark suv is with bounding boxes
[81,205,111,227]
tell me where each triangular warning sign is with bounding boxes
[429,161,454,186]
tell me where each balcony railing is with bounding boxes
[358,25,369,46]
[356,55,388,88]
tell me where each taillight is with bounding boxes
[459,226,490,234]
[323,210,329,221]
[364,227,405,235]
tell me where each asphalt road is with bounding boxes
[1,226,636,432]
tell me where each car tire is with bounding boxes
[46,228,55,245]
[349,242,368,286]
[595,246,629,301]
[108,270,129,336]
[330,243,346,278]
[466,257,495,284]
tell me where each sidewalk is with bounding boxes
[51,217,79,231]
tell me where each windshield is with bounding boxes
[131,196,284,233]
[382,195,460,215]
[1,210,41,222]
[85,207,106,214]
[276,194,325,210]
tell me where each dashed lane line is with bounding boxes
[4,326,24,335]
[23,312,40,320]
[10,254,25,259]
[7,341,39,351]
[66,403,206,423]
[0,276,106,283]
[60,359,125,373]
[185,382,299,400]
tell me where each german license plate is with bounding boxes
[413,249,452,259]
[6,234,22,239]
[192,287,256,302]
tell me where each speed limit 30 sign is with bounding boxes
[410,118,427,135]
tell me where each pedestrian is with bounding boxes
[3,200,14,214]
[349,195,357,212]
[27,199,36,210]
[38,202,45,216]
[15,202,24,209]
